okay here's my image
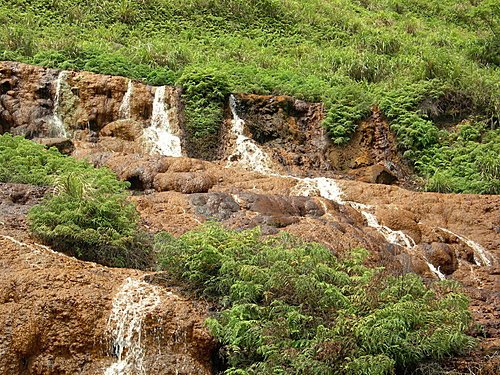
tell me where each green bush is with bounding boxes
[28,173,151,268]
[0,133,98,185]
[156,223,476,374]
[0,134,151,267]
[176,66,230,158]
[415,127,500,194]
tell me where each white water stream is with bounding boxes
[119,80,133,119]
[50,71,68,137]
[143,86,183,157]
[105,277,162,375]
[438,228,493,267]
[226,94,274,174]
[225,98,463,279]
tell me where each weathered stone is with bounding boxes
[0,236,215,375]
[348,164,398,185]
[418,242,459,275]
[154,171,217,194]
[99,119,143,141]
[34,137,74,154]
[189,192,240,220]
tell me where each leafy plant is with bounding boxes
[0,134,151,267]
[176,66,230,158]
[156,223,476,374]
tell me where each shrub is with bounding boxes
[425,171,454,193]
[415,127,500,194]
[28,172,151,268]
[176,66,230,158]
[0,134,151,267]
[156,223,476,374]
[0,133,91,185]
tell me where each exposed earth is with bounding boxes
[0,61,498,373]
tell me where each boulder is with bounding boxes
[154,171,217,194]
[99,119,143,141]
[417,242,459,275]
[33,137,74,154]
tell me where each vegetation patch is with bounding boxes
[156,223,476,374]
[1,0,498,193]
[176,67,230,159]
[0,134,151,267]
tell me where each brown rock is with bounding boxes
[154,171,216,194]
[417,242,459,275]
[328,108,411,184]
[0,235,214,375]
[100,119,143,141]
[33,137,74,155]
[375,207,422,243]
[348,164,398,185]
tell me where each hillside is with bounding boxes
[1,0,499,193]
[0,1,499,374]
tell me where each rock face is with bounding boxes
[0,185,215,375]
[219,94,330,174]
[0,61,184,157]
[1,61,408,184]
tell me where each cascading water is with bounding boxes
[226,94,274,174]
[142,86,182,157]
[119,80,133,119]
[293,179,444,279]
[225,98,456,280]
[360,210,416,249]
[105,277,163,375]
[426,262,446,280]
[50,71,68,137]
[438,228,493,267]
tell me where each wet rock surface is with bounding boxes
[2,61,412,187]
[0,61,184,158]
[126,160,499,360]
[0,183,214,375]
[221,94,330,174]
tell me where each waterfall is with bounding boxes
[438,228,493,267]
[226,94,273,174]
[143,86,182,157]
[292,178,445,279]
[119,80,133,119]
[360,210,417,249]
[50,71,68,137]
[105,277,162,375]
[223,99,476,280]
[291,177,345,204]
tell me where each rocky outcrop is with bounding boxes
[0,185,215,374]
[0,61,184,157]
[1,61,410,186]
[219,94,330,174]
[0,235,214,375]
[329,108,411,184]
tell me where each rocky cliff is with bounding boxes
[0,61,406,185]
[0,61,499,373]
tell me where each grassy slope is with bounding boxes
[0,0,499,192]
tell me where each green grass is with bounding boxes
[0,133,151,267]
[156,223,476,374]
[0,0,498,192]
